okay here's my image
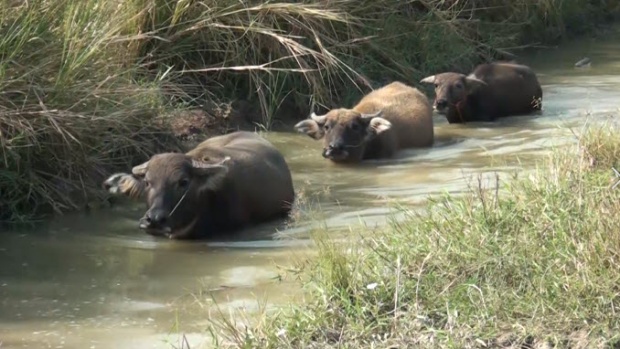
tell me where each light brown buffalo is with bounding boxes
[103,131,295,240]
[294,81,434,163]
[420,62,543,124]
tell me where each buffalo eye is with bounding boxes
[178,178,190,189]
[455,82,464,89]
[351,123,361,131]
[144,180,151,188]
[323,124,330,131]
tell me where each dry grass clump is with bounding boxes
[127,0,619,121]
[205,123,620,348]
[0,0,180,221]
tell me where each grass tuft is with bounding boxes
[207,122,620,348]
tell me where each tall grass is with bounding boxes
[130,0,620,112]
[1,0,618,221]
[0,0,180,221]
[0,0,361,222]
[206,122,620,348]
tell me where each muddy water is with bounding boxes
[1,34,620,348]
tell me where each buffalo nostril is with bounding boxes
[436,99,448,109]
[145,211,168,226]
[328,143,343,151]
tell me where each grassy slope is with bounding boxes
[0,0,618,221]
[209,123,620,348]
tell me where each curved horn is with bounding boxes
[420,75,436,84]
[131,161,149,177]
[310,112,327,124]
[192,156,231,169]
[465,74,488,86]
[360,110,383,119]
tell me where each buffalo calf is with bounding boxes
[103,131,295,240]
[420,62,543,124]
[294,81,434,163]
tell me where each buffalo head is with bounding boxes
[293,108,390,163]
[130,153,230,238]
[420,73,487,115]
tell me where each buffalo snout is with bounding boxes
[323,142,348,160]
[328,141,345,153]
[435,98,448,111]
[139,208,170,232]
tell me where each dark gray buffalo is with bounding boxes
[420,62,543,124]
[294,81,434,163]
[103,131,295,240]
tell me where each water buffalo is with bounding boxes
[103,131,295,240]
[294,81,434,163]
[420,62,543,124]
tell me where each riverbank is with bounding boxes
[1,0,619,222]
[208,121,620,348]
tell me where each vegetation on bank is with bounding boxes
[208,122,620,348]
[1,0,619,222]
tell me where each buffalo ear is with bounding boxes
[369,117,392,133]
[294,119,323,140]
[192,156,231,191]
[103,173,145,199]
[358,110,390,141]
[103,173,131,195]
[365,117,392,141]
[294,112,327,140]
[131,161,149,178]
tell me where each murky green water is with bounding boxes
[1,33,619,348]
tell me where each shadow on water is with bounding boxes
[1,31,620,348]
